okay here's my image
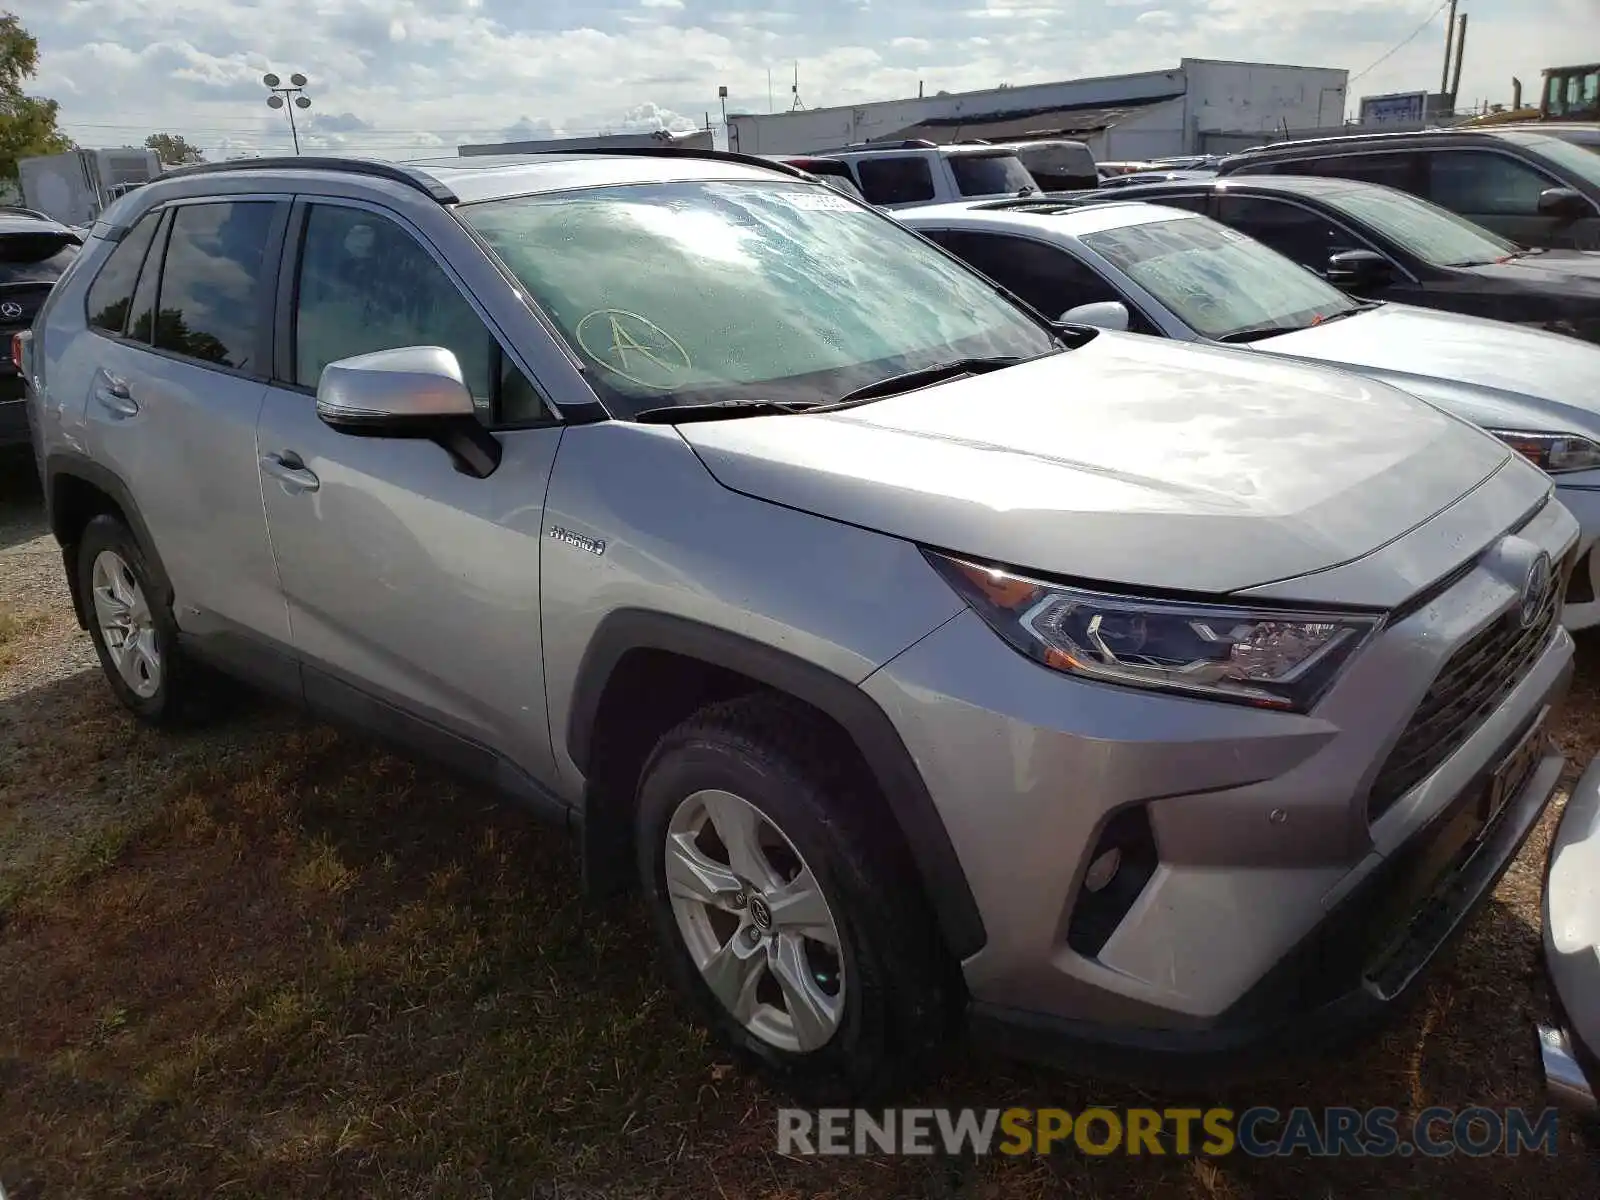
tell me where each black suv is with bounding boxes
[1217,127,1600,250]
[0,206,81,448]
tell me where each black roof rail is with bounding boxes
[153,156,459,203]
[525,143,813,180]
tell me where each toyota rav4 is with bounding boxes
[20,148,1584,1099]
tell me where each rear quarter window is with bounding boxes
[85,212,161,335]
[854,157,936,205]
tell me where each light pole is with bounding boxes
[263,72,312,155]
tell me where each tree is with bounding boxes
[145,132,203,165]
[0,13,73,182]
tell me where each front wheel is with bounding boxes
[635,694,959,1101]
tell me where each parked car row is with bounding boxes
[902,191,1600,624]
[11,144,1600,1110]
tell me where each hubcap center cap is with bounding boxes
[748,893,773,932]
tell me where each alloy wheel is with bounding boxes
[90,549,162,699]
[664,788,846,1053]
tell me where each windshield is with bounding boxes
[1512,133,1600,187]
[1082,213,1361,339]
[1317,185,1517,266]
[949,154,1038,197]
[460,179,1057,416]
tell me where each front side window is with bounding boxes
[459,180,1058,417]
[85,211,160,335]
[924,229,1123,319]
[1427,150,1562,217]
[1214,196,1353,269]
[1318,184,1519,266]
[1081,213,1361,340]
[293,205,547,425]
[949,154,1038,197]
[854,157,936,205]
[153,201,277,370]
[1294,152,1419,192]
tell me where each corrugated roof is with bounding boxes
[875,94,1183,144]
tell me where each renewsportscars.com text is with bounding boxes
[776,1106,1562,1158]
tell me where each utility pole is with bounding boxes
[1440,0,1458,98]
[263,72,312,154]
[1448,13,1468,106]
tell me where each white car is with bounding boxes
[902,197,1600,629]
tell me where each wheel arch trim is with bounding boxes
[566,608,988,960]
[45,451,174,625]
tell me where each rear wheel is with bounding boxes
[78,514,195,724]
[636,693,959,1101]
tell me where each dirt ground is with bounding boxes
[3,450,1600,1199]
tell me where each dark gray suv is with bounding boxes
[1219,127,1600,249]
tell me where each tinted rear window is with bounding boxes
[949,154,1038,197]
[0,231,77,264]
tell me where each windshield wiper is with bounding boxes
[632,399,819,424]
[1214,325,1290,344]
[829,356,1028,406]
[1215,307,1367,343]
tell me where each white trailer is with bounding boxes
[17,148,163,227]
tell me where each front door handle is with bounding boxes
[93,373,138,417]
[260,451,320,493]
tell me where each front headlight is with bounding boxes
[925,551,1382,711]
[1488,430,1600,474]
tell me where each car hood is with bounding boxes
[1254,303,1600,437]
[677,332,1513,595]
[1457,249,1600,288]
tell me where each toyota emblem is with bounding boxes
[1520,552,1553,628]
[0,302,23,320]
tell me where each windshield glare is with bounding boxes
[1319,186,1517,266]
[460,180,1056,416]
[1081,213,1360,339]
[1514,133,1600,187]
[950,154,1039,197]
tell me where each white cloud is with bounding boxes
[5,0,1593,159]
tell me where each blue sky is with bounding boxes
[10,0,1595,158]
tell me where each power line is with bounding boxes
[1348,0,1454,85]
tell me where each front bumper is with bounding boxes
[866,493,1577,1072]
[974,738,1566,1077]
[1540,754,1600,1112]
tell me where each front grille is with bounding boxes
[0,282,52,328]
[1366,568,1562,822]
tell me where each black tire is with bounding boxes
[635,692,961,1102]
[77,513,197,725]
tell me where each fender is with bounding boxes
[567,609,987,960]
[45,450,175,627]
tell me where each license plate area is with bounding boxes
[1480,710,1548,834]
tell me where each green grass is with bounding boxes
[2,657,1600,1197]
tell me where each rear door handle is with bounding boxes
[93,373,138,417]
[260,451,320,493]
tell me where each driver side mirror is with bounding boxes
[1537,186,1592,221]
[1058,300,1131,332]
[1326,249,1393,292]
[316,345,502,478]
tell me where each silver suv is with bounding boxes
[21,148,1585,1099]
